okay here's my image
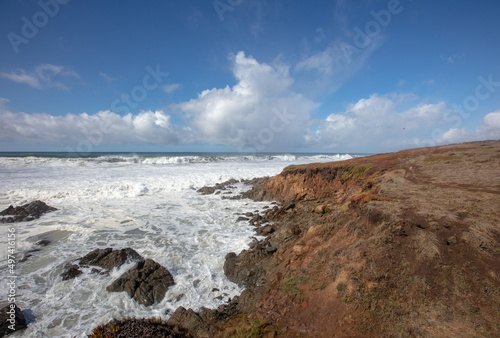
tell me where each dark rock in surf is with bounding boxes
[61,263,82,281]
[107,259,175,306]
[221,195,242,200]
[60,247,143,281]
[196,179,240,196]
[0,200,57,223]
[196,186,216,195]
[79,247,143,271]
[0,303,27,337]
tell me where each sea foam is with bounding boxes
[0,152,352,337]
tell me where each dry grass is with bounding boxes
[462,228,496,253]
[424,155,463,162]
[414,230,440,259]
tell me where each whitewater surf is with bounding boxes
[0,152,354,337]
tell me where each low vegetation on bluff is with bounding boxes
[89,140,500,337]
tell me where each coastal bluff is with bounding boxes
[90,140,500,337]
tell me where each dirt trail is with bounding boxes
[218,140,500,337]
[89,141,500,337]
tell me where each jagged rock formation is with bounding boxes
[0,200,57,223]
[61,248,174,306]
[79,247,143,272]
[107,259,175,306]
[60,247,143,280]
[89,140,500,337]
[221,140,500,337]
[0,303,27,337]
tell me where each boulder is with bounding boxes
[314,204,326,214]
[60,247,143,281]
[196,186,216,195]
[60,263,82,281]
[269,223,300,248]
[167,306,212,338]
[256,224,274,236]
[265,246,278,254]
[79,247,143,271]
[223,252,266,288]
[0,303,27,337]
[0,200,57,223]
[107,259,175,306]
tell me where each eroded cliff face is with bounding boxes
[221,141,500,337]
[245,149,406,205]
[89,141,500,337]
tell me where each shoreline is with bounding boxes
[4,140,499,337]
[162,140,500,337]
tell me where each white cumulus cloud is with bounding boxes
[0,105,181,146]
[438,110,500,144]
[312,93,448,151]
[175,51,318,151]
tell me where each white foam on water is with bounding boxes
[0,153,352,337]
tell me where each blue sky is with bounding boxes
[0,0,499,153]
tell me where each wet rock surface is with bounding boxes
[60,263,82,281]
[88,141,500,337]
[61,249,175,307]
[107,258,175,306]
[196,178,239,195]
[0,200,57,223]
[0,303,27,337]
[79,247,143,271]
[60,247,144,280]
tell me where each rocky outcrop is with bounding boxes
[166,307,212,338]
[217,141,500,337]
[224,251,266,288]
[79,247,143,272]
[61,248,174,306]
[0,201,57,223]
[196,179,239,195]
[88,141,500,337]
[107,259,175,306]
[60,263,83,281]
[60,248,144,281]
[0,303,27,337]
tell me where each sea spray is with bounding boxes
[0,152,353,337]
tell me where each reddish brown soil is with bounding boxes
[220,140,500,337]
[89,141,500,338]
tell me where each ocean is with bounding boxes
[0,152,355,337]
